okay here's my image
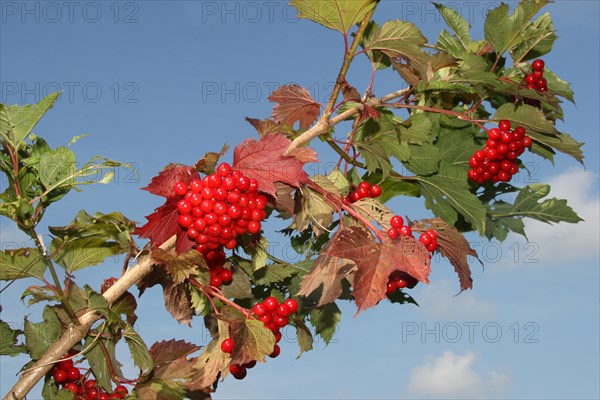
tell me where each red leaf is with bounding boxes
[410,217,480,291]
[142,164,199,199]
[232,133,317,197]
[327,227,430,314]
[268,84,320,129]
[149,339,201,368]
[135,165,200,250]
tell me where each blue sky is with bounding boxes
[1,1,599,399]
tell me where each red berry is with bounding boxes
[253,303,267,317]
[358,181,371,191]
[498,120,511,132]
[498,171,511,182]
[57,357,73,371]
[369,184,382,197]
[536,78,547,89]
[526,83,538,90]
[396,279,408,289]
[501,132,513,143]
[273,315,289,327]
[217,162,232,177]
[259,314,272,324]
[203,212,218,226]
[87,389,100,400]
[276,303,291,317]
[274,331,282,343]
[176,200,192,215]
[425,229,437,240]
[247,220,261,234]
[85,380,97,390]
[237,177,250,191]
[221,338,234,354]
[387,227,399,240]
[64,383,79,394]
[114,386,128,397]
[229,364,247,379]
[210,275,222,287]
[419,234,432,246]
[174,182,188,196]
[386,281,396,294]
[533,70,544,78]
[525,73,537,84]
[269,344,281,358]
[427,242,437,252]
[469,156,479,168]
[399,226,412,236]
[474,150,485,161]
[224,239,237,250]
[532,59,545,71]
[538,86,547,92]
[100,394,110,400]
[357,186,370,199]
[486,139,499,149]
[264,296,278,311]
[485,148,498,161]
[488,128,501,140]
[284,299,299,314]
[390,215,404,229]
[207,174,222,188]
[53,369,67,384]
[221,269,233,283]
[66,366,80,381]
[350,191,361,202]
[189,179,203,192]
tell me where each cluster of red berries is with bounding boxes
[224,297,299,380]
[386,215,413,240]
[468,120,532,184]
[418,229,438,252]
[174,162,268,287]
[345,181,382,203]
[524,59,547,92]
[386,270,419,295]
[52,353,128,399]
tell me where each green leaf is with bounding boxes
[56,390,76,400]
[398,113,434,144]
[0,320,26,356]
[0,248,46,281]
[0,92,60,149]
[510,12,556,63]
[84,333,123,392]
[364,19,431,84]
[309,302,341,345]
[544,69,575,103]
[415,172,487,234]
[434,3,472,50]
[294,181,336,235]
[251,237,269,271]
[38,146,76,189]
[123,324,153,375]
[290,0,378,34]
[252,263,298,286]
[222,306,275,365]
[404,143,440,176]
[493,104,584,163]
[24,306,61,360]
[326,168,351,195]
[293,317,313,358]
[360,21,392,70]
[50,237,123,273]
[494,184,582,224]
[483,0,549,55]
[363,171,420,203]
[220,266,253,299]
[21,285,59,307]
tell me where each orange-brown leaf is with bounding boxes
[268,84,320,129]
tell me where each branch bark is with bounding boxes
[3,235,176,400]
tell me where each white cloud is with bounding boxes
[418,280,495,320]
[408,350,510,399]
[517,168,599,265]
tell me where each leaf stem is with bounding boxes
[27,227,79,323]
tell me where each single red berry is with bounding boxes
[358,181,371,191]
[174,182,188,196]
[370,184,382,197]
[64,383,79,394]
[237,176,251,191]
[203,212,218,226]
[399,226,412,236]
[468,169,478,181]
[469,156,479,168]
[259,314,272,324]
[221,338,234,354]
[210,275,222,287]
[57,357,73,371]
[427,242,437,252]
[100,393,110,400]
[506,151,518,161]
[525,73,537,84]
[496,144,508,155]
[276,303,291,317]
[255,195,268,210]
[533,69,544,78]
[486,139,499,148]
[390,215,404,229]
[269,344,281,358]
[87,389,100,400]
[221,269,233,283]
[224,239,237,250]
[532,59,545,71]
[176,200,192,215]
[419,234,432,246]
[66,366,80,381]
[386,281,396,294]
[284,298,299,314]
[53,369,67,384]
[425,229,437,240]
[84,380,97,390]
[189,179,203,192]
[501,132,513,143]
[498,120,511,131]
[273,315,289,327]
[396,279,408,289]
[247,220,261,234]
[387,227,399,240]
[357,186,370,199]
[474,150,485,161]
[485,148,498,161]
[526,83,538,90]
[264,296,279,311]
[243,360,257,369]
[274,331,282,343]
[229,364,247,380]
[498,170,511,182]
[217,162,232,177]
[536,78,547,89]
[253,303,267,317]
[538,86,548,92]
[200,199,215,213]
[350,191,361,202]
[488,128,502,140]
[207,174,223,188]
[114,386,128,397]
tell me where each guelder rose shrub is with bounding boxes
[1,1,584,399]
